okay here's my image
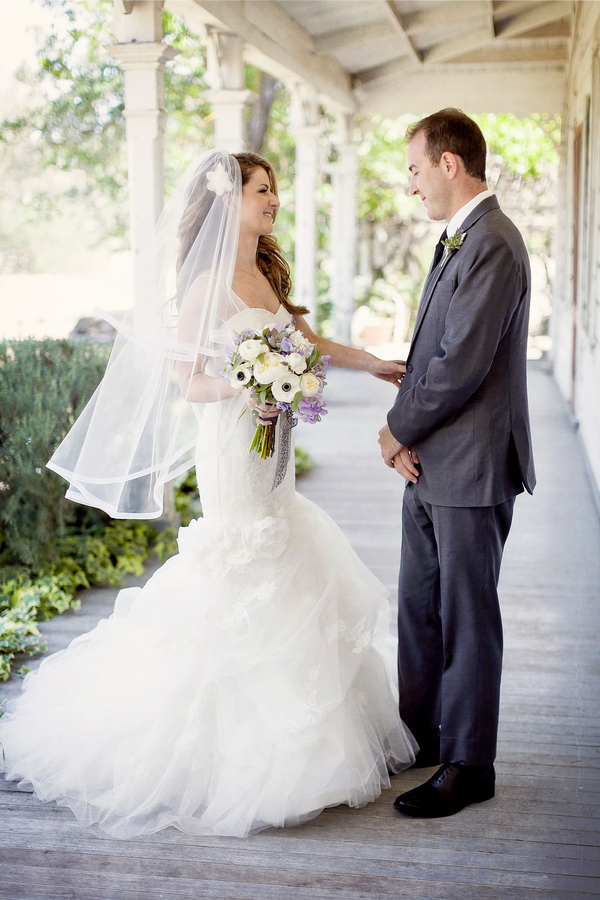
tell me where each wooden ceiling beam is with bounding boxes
[313,21,392,56]
[494,0,554,18]
[486,0,496,39]
[358,65,566,116]
[402,1,490,34]
[495,0,573,38]
[442,44,569,65]
[353,57,414,89]
[422,25,493,64]
[382,0,423,64]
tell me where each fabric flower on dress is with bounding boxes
[177,514,288,579]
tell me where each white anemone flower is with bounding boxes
[300,372,322,398]
[206,162,234,196]
[272,372,301,402]
[287,352,307,374]
[229,364,251,388]
[254,352,287,385]
[238,339,264,362]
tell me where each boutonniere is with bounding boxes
[440,230,466,270]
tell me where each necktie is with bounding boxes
[431,228,448,271]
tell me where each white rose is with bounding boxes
[229,364,251,388]
[238,339,264,362]
[254,352,287,385]
[292,331,312,351]
[300,372,322,398]
[287,352,307,374]
[272,372,301,402]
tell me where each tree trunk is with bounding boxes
[247,73,277,154]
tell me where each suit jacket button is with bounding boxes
[407,364,413,373]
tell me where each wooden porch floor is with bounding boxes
[1,362,599,899]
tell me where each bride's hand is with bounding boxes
[246,394,282,426]
[366,356,406,386]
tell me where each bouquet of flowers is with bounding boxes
[222,319,330,459]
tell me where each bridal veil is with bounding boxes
[48,150,248,519]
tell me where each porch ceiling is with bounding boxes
[165,0,573,116]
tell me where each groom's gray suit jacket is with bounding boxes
[388,195,536,508]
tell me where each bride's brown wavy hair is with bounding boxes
[233,152,309,317]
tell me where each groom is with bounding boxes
[379,109,535,818]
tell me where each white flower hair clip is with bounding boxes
[206,162,234,196]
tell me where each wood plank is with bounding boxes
[2,831,600,880]
[3,813,600,863]
[2,861,600,900]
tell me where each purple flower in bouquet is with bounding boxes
[313,354,331,378]
[297,394,328,424]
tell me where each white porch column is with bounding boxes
[109,1,177,523]
[330,115,358,344]
[291,88,320,329]
[108,1,176,303]
[204,31,254,153]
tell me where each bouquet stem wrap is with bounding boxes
[249,419,277,459]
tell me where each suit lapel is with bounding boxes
[407,196,500,362]
[410,254,445,349]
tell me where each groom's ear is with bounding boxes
[440,151,461,181]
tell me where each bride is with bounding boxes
[0,150,416,838]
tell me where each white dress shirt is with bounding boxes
[446,188,494,237]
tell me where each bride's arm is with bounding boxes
[294,315,406,386]
[177,274,241,403]
[178,360,239,403]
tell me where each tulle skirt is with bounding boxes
[0,493,416,838]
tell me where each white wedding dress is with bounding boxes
[0,305,416,839]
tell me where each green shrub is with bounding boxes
[0,340,111,569]
[0,339,167,679]
[174,469,202,527]
[294,445,314,477]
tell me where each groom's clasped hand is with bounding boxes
[378,424,420,483]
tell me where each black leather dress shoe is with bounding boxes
[393,762,495,818]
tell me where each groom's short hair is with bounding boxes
[406,109,487,182]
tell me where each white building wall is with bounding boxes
[551,0,600,505]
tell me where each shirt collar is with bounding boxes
[447,188,494,237]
